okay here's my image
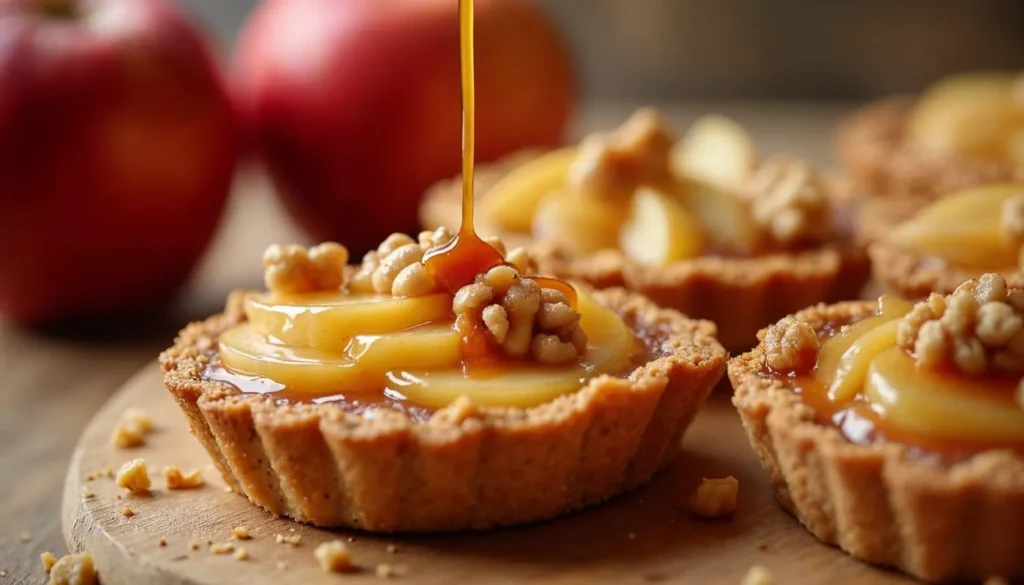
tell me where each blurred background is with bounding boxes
[184,0,1024,99]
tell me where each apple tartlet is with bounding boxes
[864,183,1024,299]
[729,275,1024,582]
[837,71,1024,199]
[420,109,869,350]
[160,229,726,532]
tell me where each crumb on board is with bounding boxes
[115,459,151,493]
[41,552,58,573]
[386,544,398,554]
[158,539,167,547]
[210,542,234,555]
[20,532,31,542]
[376,562,406,579]
[741,565,775,585]
[121,507,134,517]
[164,466,204,490]
[314,540,355,573]
[80,486,94,499]
[110,408,155,448]
[689,476,739,518]
[755,539,769,551]
[276,533,302,546]
[47,552,97,585]
[234,548,249,561]
[231,527,251,541]
[188,541,201,551]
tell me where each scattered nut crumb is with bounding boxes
[689,476,740,518]
[121,507,134,517]
[164,466,204,490]
[20,532,31,542]
[47,552,97,585]
[745,155,834,246]
[276,533,302,546]
[314,540,355,573]
[41,552,58,573]
[263,242,349,294]
[188,541,201,551]
[85,473,95,482]
[233,548,249,561]
[158,539,167,547]
[110,408,154,448]
[209,542,234,555]
[741,565,775,585]
[386,544,398,554]
[231,527,251,541]
[115,459,151,493]
[762,317,819,372]
[80,486,93,499]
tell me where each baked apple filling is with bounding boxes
[209,230,642,411]
[482,108,838,263]
[763,273,1024,452]
[887,184,1024,271]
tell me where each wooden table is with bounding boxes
[0,102,851,584]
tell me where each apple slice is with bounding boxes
[670,114,757,190]
[888,183,1024,269]
[219,323,462,392]
[245,292,453,351]
[390,289,639,408]
[482,147,578,233]
[865,346,1024,442]
[907,72,1024,160]
[620,187,705,265]
[815,295,913,402]
[532,192,628,254]
[681,179,761,254]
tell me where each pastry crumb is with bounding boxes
[41,552,58,573]
[386,544,398,554]
[47,552,97,585]
[158,539,167,547]
[275,533,302,546]
[689,476,739,518]
[233,548,249,561]
[314,540,355,573]
[375,562,405,579]
[110,408,154,448]
[741,565,775,585]
[188,540,201,551]
[80,486,94,499]
[121,506,134,517]
[231,527,251,541]
[209,542,234,555]
[115,459,151,493]
[20,532,31,542]
[164,466,204,490]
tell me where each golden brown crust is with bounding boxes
[419,155,870,351]
[868,241,1024,299]
[728,301,1024,582]
[160,288,726,532]
[836,97,1024,199]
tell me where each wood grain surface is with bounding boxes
[62,364,916,585]
[0,102,854,584]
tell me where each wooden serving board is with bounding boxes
[62,364,916,584]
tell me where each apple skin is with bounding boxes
[234,0,576,256]
[0,0,238,324]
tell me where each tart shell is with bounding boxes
[836,97,1024,199]
[160,288,726,532]
[420,156,870,351]
[729,301,1024,582]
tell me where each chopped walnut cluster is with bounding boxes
[350,228,534,298]
[453,265,587,365]
[762,316,820,372]
[263,242,349,295]
[744,156,835,246]
[46,552,97,585]
[568,107,675,200]
[115,459,151,493]
[999,194,1024,267]
[897,273,1024,374]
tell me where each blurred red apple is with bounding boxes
[0,0,238,324]
[234,0,575,255]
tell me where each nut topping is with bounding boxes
[762,316,819,372]
[744,156,834,246]
[897,273,1024,374]
[263,243,349,295]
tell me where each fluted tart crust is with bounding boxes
[160,288,726,532]
[728,301,1024,582]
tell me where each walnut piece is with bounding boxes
[689,476,739,518]
[745,155,834,246]
[762,316,819,372]
[263,242,349,295]
[47,553,97,585]
[164,466,204,490]
[454,265,587,365]
[115,459,150,493]
[314,540,355,573]
[568,107,675,200]
[897,273,1024,374]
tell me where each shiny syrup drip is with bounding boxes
[772,320,1024,461]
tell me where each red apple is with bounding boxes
[234,0,575,255]
[0,0,238,324]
